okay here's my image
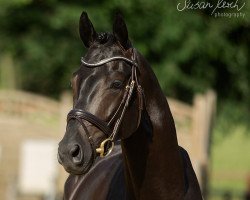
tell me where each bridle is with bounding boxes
[66,48,144,171]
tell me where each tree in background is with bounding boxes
[0,0,249,128]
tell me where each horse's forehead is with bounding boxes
[85,45,123,62]
[72,64,129,94]
[87,62,131,77]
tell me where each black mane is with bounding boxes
[95,32,115,46]
[96,32,110,44]
[95,32,131,49]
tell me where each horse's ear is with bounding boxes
[113,12,130,50]
[79,11,97,48]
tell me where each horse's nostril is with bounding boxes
[70,145,80,157]
[70,144,83,164]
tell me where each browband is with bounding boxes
[81,56,138,68]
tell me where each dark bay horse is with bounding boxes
[58,11,203,200]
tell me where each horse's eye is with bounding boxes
[111,80,123,89]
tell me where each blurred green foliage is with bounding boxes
[0,0,249,126]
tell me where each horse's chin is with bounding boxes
[66,168,88,175]
[63,161,93,175]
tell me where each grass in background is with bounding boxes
[209,106,250,200]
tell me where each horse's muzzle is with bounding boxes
[57,142,84,173]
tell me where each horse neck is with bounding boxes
[121,52,185,199]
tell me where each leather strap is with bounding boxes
[67,109,111,137]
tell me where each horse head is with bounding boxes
[58,12,143,175]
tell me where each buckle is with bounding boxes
[96,138,114,157]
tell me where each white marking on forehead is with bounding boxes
[118,62,125,70]
[106,61,130,72]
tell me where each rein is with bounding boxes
[66,48,144,168]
